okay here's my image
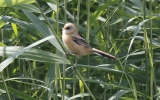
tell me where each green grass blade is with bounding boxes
[23,10,64,53]
[0,36,55,72]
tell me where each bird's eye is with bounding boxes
[65,27,70,30]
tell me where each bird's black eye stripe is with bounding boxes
[65,27,70,30]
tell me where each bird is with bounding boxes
[62,22,118,62]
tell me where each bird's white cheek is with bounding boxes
[62,30,69,35]
[62,30,66,34]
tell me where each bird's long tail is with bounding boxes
[92,48,118,60]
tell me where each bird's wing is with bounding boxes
[71,34,91,48]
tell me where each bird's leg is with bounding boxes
[73,56,79,69]
[75,56,79,65]
[65,52,72,56]
[64,52,73,60]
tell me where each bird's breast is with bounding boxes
[62,34,93,56]
[62,34,77,52]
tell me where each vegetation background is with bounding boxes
[0,0,159,100]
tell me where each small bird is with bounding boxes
[62,23,117,61]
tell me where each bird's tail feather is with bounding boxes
[92,48,117,60]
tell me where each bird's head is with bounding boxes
[62,23,77,34]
